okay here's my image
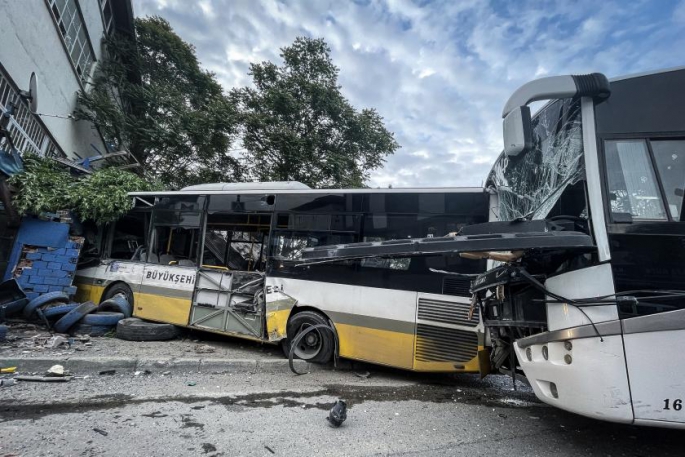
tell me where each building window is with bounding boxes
[46,0,95,85]
[0,70,61,157]
[99,0,114,34]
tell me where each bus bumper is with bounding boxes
[514,331,634,424]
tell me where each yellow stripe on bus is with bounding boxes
[75,284,105,303]
[133,292,192,326]
[266,308,291,341]
[335,322,415,370]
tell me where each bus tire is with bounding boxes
[116,318,177,341]
[101,283,134,307]
[23,291,69,320]
[286,311,334,364]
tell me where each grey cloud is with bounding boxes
[133,0,685,188]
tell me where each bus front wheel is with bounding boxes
[285,311,334,364]
[101,283,134,307]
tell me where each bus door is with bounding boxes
[188,208,272,339]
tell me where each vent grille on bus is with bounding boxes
[417,298,479,327]
[442,277,471,297]
[415,324,479,363]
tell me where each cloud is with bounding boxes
[132,0,685,188]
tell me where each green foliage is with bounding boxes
[75,167,160,224]
[8,154,73,216]
[75,17,241,189]
[232,37,400,188]
[9,155,159,224]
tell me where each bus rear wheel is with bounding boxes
[286,311,334,364]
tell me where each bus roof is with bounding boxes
[130,186,487,197]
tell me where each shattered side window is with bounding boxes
[489,99,585,221]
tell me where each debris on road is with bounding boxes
[265,445,275,454]
[354,371,371,379]
[0,378,17,387]
[45,335,71,349]
[193,344,216,354]
[46,364,66,376]
[1,366,17,373]
[327,400,347,427]
[15,375,72,382]
[93,428,108,436]
[186,381,197,386]
[99,369,116,376]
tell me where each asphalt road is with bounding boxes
[1,364,682,457]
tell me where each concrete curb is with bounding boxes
[0,356,321,375]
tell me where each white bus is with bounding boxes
[74,184,491,373]
[302,67,685,429]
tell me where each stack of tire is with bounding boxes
[22,292,132,336]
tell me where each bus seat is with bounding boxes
[160,254,175,265]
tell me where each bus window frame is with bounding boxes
[599,132,685,224]
[103,208,152,262]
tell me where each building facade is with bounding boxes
[0,0,134,161]
[0,0,134,276]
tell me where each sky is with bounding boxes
[132,0,685,188]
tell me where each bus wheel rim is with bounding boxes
[294,324,322,359]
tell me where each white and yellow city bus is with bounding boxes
[74,183,490,372]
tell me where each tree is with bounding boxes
[75,17,240,189]
[233,37,399,188]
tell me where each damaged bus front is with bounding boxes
[488,67,685,428]
[301,67,685,428]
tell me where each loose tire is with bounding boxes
[286,311,334,363]
[98,294,132,318]
[81,311,126,326]
[42,302,79,319]
[70,323,113,337]
[22,292,69,320]
[116,318,177,341]
[53,302,98,333]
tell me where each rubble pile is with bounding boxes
[0,279,132,338]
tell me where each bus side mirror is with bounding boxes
[503,106,532,157]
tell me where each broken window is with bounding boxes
[271,232,355,261]
[489,99,585,221]
[203,213,271,271]
[109,211,149,261]
[148,210,201,266]
[652,140,685,221]
[605,140,667,221]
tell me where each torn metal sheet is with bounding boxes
[298,229,594,264]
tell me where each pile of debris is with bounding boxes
[0,279,179,343]
[0,278,131,336]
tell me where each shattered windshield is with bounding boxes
[489,99,585,221]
